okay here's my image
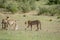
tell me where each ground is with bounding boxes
[0,13,60,40]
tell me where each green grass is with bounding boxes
[0,30,60,40]
[0,14,60,40]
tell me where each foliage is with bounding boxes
[37,5,60,16]
[57,16,60,19]
[47,0,60,5]
[0,0,36,13]
[0,0,60,15]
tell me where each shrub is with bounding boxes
[47,0,60,5]
[7,2,19,13]
[0,0,36,13]
[37,5,60,16]
[57,16,60,19]
[37,7,49,15]
[49,19,52,21]
[15,0,36,13]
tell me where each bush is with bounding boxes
[57,16,60,19]
[37,5,60,16]
[47,0,60,5]
[21,0,36,13]
[0,0,36,13]
[49,19,52,21]
[37,7,49,15]
[7,1,19,13]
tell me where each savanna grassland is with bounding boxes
[0,13,60,40]
[0,0,60,40]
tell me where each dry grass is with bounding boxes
[0,13,60,40]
